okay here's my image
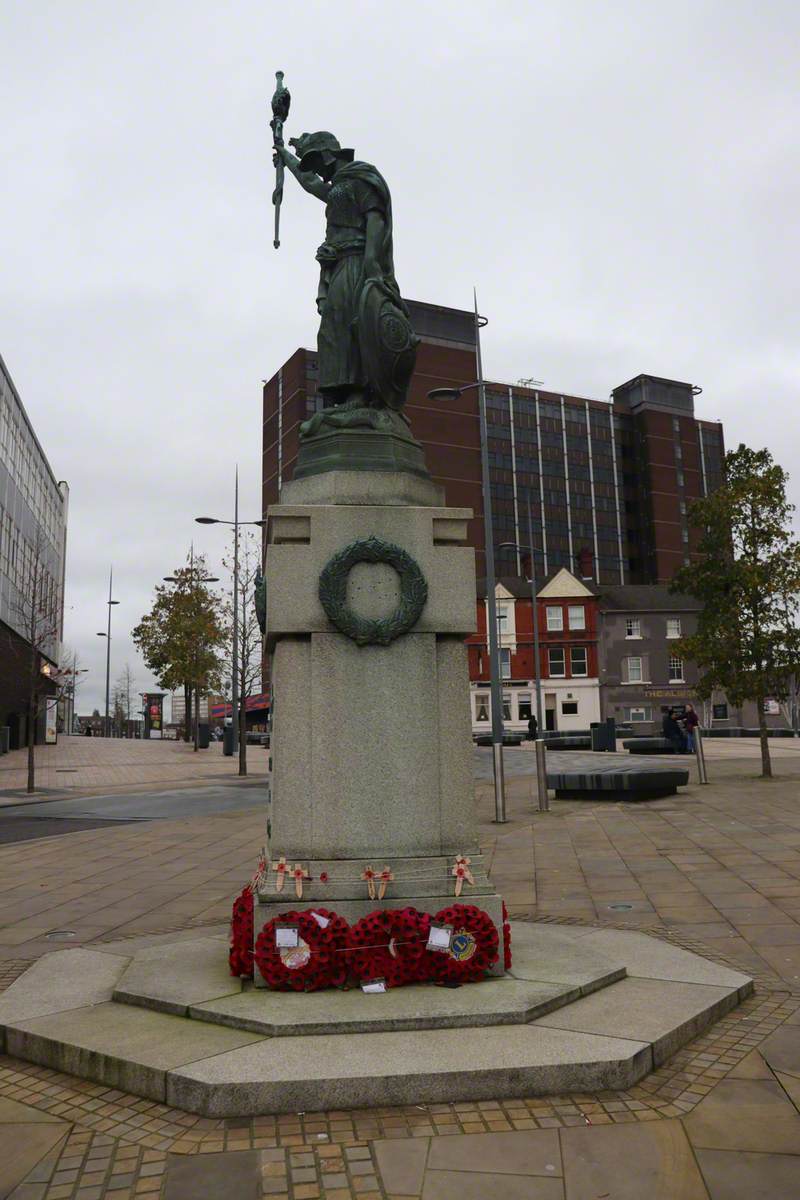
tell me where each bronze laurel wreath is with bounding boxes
[318,535,428,646]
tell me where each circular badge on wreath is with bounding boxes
[318,535,428,646]
[429,904,499,984]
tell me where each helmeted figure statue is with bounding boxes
[274,131,419,438]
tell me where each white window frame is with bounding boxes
[500,647,511,679]
[668,655,684,682]
[626,656,643,683]
[474,693,490,723]
[570,646,588,677]
[548,647,566,677]
[626,706,651,723]
[497,604,510,635]
[546,605,563,632]
[666,618,681,639]
[625,617,641,639]
[567,604,585,630]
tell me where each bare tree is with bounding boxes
[221,529,264,776]
[114,663,137,736]
[59,647,86,734]
[6,525,62,792]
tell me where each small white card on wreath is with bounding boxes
[275,924,300,949]
[361,978,387,994]
[427,923,453,953]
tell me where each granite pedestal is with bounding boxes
[259,470,505,979]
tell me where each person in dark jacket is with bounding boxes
[662,708,685,753]
[527,713,538,741]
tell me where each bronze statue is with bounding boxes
[271,75,418,440]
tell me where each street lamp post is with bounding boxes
[196,467,265,770]
[427,292,507,823]
[498,495,546,734]
[96,566,120,738]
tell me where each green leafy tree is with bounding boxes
[672,445,800,778]
[132,552,227,745]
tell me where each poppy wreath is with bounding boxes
[229,887,254,979]
[346,907,432,988]
[429,903,499,983]
[502,900,513,971]
[254,908,349,991]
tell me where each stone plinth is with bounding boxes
[260,468,504,981]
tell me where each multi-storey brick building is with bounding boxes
[262,300,725,587]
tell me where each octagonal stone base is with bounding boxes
[0,923,753,1117]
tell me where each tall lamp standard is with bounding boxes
[196,467,266,762]
[498,496,546,733]
[96,566,120,738]
[427,292,507,823]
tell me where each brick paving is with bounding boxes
[0,739,798,1196]
[0,737,264,802]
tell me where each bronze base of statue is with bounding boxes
[294,405,430,480]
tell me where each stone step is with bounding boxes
[0,924,753,1118]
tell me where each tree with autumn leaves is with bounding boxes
[673,445,800,779]
[133,553,226,744]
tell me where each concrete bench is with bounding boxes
[474,732,526,747]
[546,751,689,801]
[542,736,592,750]
[622,737,683,755]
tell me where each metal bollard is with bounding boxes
[535,738,550,811]
[694,726,709,784]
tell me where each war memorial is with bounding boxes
[0,78,753,1116]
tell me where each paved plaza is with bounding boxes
[0,737,798,1197]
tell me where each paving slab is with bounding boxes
[561,1119,709,1199]
[684,1078,800,1154]
[422,1169,563,1199]
[167,1023,651,1115]
[0,1122,68,1199]
[756,1023,800,1077]
[373,1137,429,1194]
[163,1149,261,1200]
[0,947,129,1050]
[113,936,242,1014]
[533,976,741,1066]
[693,1149,800,1199]
[5,1001,267,1102]
[426,1128,561,1175]
[0,1096,67,1123]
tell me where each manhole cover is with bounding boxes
[607,903,634,911]
[45,930,77,940]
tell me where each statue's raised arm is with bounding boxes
[270,93,419,443]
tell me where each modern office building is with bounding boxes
[0,353,68,747]
[262,300,725,586]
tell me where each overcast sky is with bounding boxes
[2,1,798,714]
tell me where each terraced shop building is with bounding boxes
[262,300,726,586]
[0,352,68,748]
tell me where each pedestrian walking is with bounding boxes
[527,713,538,741]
